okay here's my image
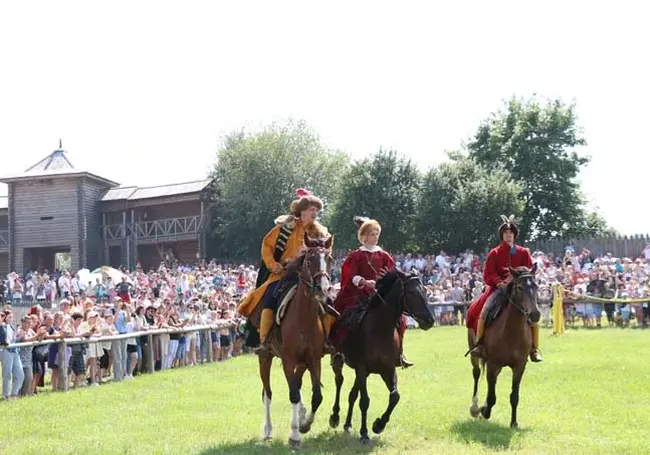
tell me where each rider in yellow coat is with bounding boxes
[238,188,336,354]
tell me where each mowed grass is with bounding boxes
[2,327,649,454]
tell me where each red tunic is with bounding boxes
[466,242,533,332]
[333,247,406,344]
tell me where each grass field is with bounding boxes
[2,326,649,454]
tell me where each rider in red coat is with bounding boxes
[333,216,413,368]
[466,215,543,362]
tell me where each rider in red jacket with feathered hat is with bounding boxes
[466,215,543,362]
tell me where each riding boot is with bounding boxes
[321,313,337,355]
[470,317,486,359]
[530,323,544,362]
[395,321,414,369]
[255,308,275,355]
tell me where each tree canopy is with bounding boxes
[210,119,349,259]
[466,96,600,241]
[328,148,420,252]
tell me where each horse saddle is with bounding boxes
[484,288,509,329]
[340,298,370,331]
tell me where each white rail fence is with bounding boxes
[0,321,237,393]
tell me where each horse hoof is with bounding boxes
[360,435,370,444]
[480,406,491,420]
[372,418,385,434]
[510,422,518,429]
[299,423,312,434]
[329,414,340,428]
[288,438,300,450]
[343,425,352,433]
[263,435,272,442]
[469,405,480,418]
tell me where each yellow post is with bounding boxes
[552,282,565,335]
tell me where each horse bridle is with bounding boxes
[375,273,422,319]
[507,272,538,322]
[299,247,332,293]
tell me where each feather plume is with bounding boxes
[354,216,369,229]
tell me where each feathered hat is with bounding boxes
[498,214,519,240]
[354,216,381,244]
[289,188,323,216]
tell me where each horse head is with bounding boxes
[376,268,434,330]
[508,263,540,324]
[300,232,334,304]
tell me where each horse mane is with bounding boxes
[366,269,400,309]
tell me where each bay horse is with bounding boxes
[468,264,540,428]
[255,232,333,450]
[328,269,435,443]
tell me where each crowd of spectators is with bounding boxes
[1,243,649,401]
[0,260,249,400]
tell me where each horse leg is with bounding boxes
[356,370,371,443]
[299,359,323,434]
[479,363,501,420]
[509,363,526,428]
[329,353,345,428]
[372,367,400,435]
[469,356,481,418]
[283,358,304,449]
[293,363,308,430]
[258,353,273,441]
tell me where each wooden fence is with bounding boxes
[529,234,650,258]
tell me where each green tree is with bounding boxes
[210,119,349,260]
[328,148,420,252]
[466,96,589,241]
[564,208,617,238]
[417,151,524,253]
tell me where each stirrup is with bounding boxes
[398,354,414,369]
[530,348,544,363]
[254,340,271,354]
[469,343,485,359]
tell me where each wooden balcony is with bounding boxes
[0,229,7,252]
[103,215,206,245]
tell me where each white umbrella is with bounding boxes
[91,266,133,285]
[77,268,103,286]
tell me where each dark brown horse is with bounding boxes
[468,264,540,428]
[254,233,333,449]
[328,269,434,443]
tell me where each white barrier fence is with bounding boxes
[0,321,237,393]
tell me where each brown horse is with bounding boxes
[468,264,540,428]
[254,233,333,449]
[328,269,434,443]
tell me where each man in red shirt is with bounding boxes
[466,215,543,362]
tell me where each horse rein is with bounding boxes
[373,273,421,320]
[507,272,537,321]
[299,247,332,293]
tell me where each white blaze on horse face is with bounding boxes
[318,252,329,293]
[319,252,326,273]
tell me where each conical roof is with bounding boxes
[24,149,75,173]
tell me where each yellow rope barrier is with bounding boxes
[565,291,650,305]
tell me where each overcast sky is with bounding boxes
[1,1,648,235]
